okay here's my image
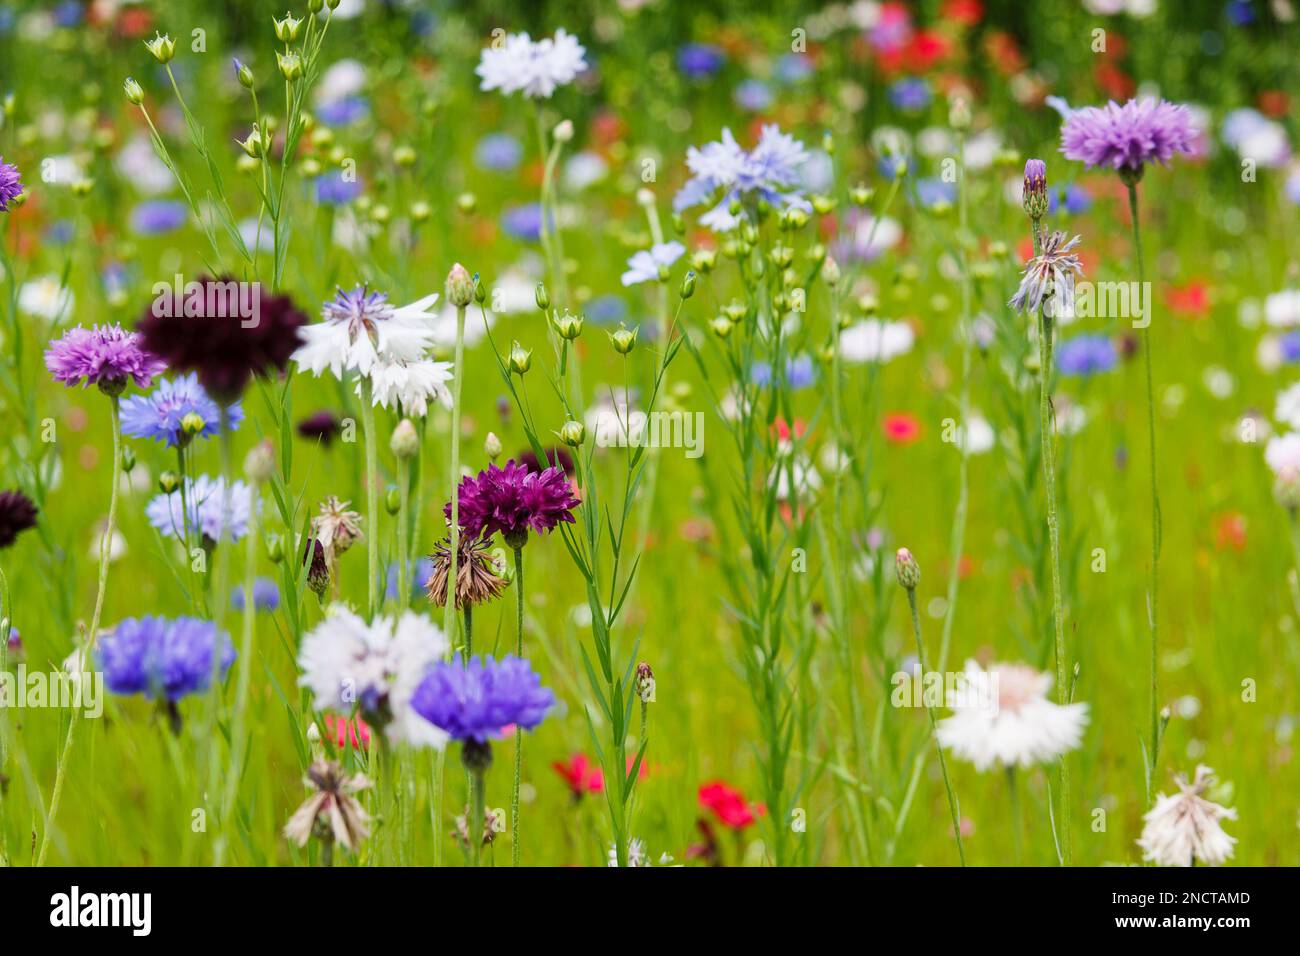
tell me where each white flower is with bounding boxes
[770,457,821,500]
[953,414,995,455]
[937,660,1089,771]
[297,606,449,748]
[315,59,366,104]
[476,29,587,99]
[1265,289,1300,328]
[19,276,74,321]
[1137,765,1237,867]
[1265,432,1300,475]
[839,319,914,364]
[607,838,649,867]
[293,287,439,379]
[621,241,685,286]
[116,135,174,194]
[563,151,609,191]
[1276,382,1300,428]
[361,357,454,418]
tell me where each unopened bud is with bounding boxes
[553,309,583,340]
[558,420,585,448]
[390,418,419,460]
[144,33,175,64]
[123,77,144,105]
[158,471,179,494]
[534,283,550,312]
[895,547,921,590]
[610,325,637,355]
[484,432,503,460]
[680,270,697,299]
[509,341,532,375]
[635,661,656,703]
[235,59,255,90]
[446,262,474,308]
[244,439,275,483]
[553,119,574,143]
[1022,159,1048,221]
[384,486,401,515]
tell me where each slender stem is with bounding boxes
[360,379,379,619]
[1007,766,1023,866]
[443,306,466,638]
[470,767,486,868]
[511,544,524,867]
[397,449,410,609]
[905,587,966,866]
[37,397,121,866]
[1128,182,1161,806]
[1037,287,1072,866]
[464,605,473,659]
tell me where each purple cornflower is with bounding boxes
[297,409,341,445]
[97,616,235,701]
[120,372,243,447]
[1281,331,1300,363]
[0,489,38,548]
[45,324,165,396]
[677,43,725,80]
[1009,231,1084,320]
[230,577,280,612]
[129,199,187,235]
[1060,98,1197,175]
[733,79,773,112]
[315,173,363,206]
[888,77,930,113]
[0,156,24,211]
[1057,334,1118,377]
[410,655,555,743]
[501,203,544,242]
[445,460,580,547]
[316,96,369,127]
[473,133,523,171]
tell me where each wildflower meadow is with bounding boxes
[0,0,1297,881]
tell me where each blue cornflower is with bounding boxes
[677,43,725,79]
[120,373,243,447]
[877,154,909,180]
[316,96,369,127]
[621,241,685,286]
[752,354,815,390]
[888,77,931,113]
[230,577,280,612]
[146,474,254,543]
[97,616,235,701]
[1280,331,1300,363]
[734,78,773,112]
[1048,184,1093,216]
[674,125,810,232]
[315,173,363,206]
[1226,0,1255,26]
[500,203,544,242]
[1056,334,1118,377]
[774,53,814,84]
[411,654,554,743]
[384,557,435,603]
[129,200,188,235]
[915,178,955,209]
[586,295,628,326]
[474,132,523,171]
[45,220,74,244]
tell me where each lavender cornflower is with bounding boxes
[1061,98,1197,180]
[410,655,555,744]
[1057,334,1118,377]
[0,156,24,211]
[146,474,253,544]
[445,460,581,548]
[474,133,523,172]
[129,199,187,236]
[45,324,165,396]
[120,373,243,447]
[293,285,438,379]
[230,577,280,612]
[97,616,235,701]
[1009,231,1084,321]
[677,43,725,80]
[674,125,811,232]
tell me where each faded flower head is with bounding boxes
[476,28,588,99]
[120,373,243,448]
[283,759,372,852]
[45,324,165,395]
[445,460,581,546]
[427,533,508,610]
[312,496,364,563]
[1061,98,1197,175]
[410,654,555,743]
[98,616,235,701]
[1137,765,1237,867]
[1009,230,1084,320]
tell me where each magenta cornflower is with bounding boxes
[44,324,165,396]
[1060,98,1196,174]
[0,157,23,211]
[445,460,581,546]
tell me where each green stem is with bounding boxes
[37,396,121,866]
[1007,765,1023,866]
[360,379,379,619]
[397,448,410,609]
[511,544,524,867]
[470,766,486,868]
[905,587,966,866]
[443,306,466,637]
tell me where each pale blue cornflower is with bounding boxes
[120,373,243,448]
[621,241,685,286]
[674,125,811,232]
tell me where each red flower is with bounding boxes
[1258,90,1290,119]
[553,753,604,797]
[1166,281,1210,317]
[883,412,922,444]
[942,0,983,25]
[698,781,765,830]
[1213,512,1247,552]
[324,714,371,750]
[773,418,808,444]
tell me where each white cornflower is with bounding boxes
[1276,381,1300,429]
[18,275,74,321]
[1137,765,1237,867]
[953,414,996,455]
[621,241,686,286]
[476,29,587,99]
[1264,289,1300,328]
[937,660,1089,771]
[361,357,454,418]
[1265,432,1300,475]
[838,319,914,364]
[297,606,449,748]
[293,286,438,379]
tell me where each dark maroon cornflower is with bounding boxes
[517,446,574,476]
[0,489,38,548]
[445,460,580,548]
[44,324,165,396]
[297,409,341,446]
[138,276,307,403]
[0,157,24,211]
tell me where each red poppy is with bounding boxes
[324,714,371,750]
[1167,281,1210,317]
[553,753,604,797]
[773,418,808,444]
[942,0,983,25]
[698,781,765,830]
[883,412,922,444]
[1258,90,1290,119]
[1213,512,1247,552]
[1094,62,1135,101]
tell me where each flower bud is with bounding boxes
[509,341,532,375]
[484,432,503,460]
[1022,159,1048,221]
[159,470,179,494]
[410,200,431,223]
[456,192,476,213]
[145,33,175,64]
[244,438,276,483]
[473,273,487,304]
[636,187,655,208]
[446,262,474,308]
[849,183,874,205]
[553,309,583,340]
[534,283,550,312]
[635,661,656,703]
[393,144,416,167]
[273,13,303,42]
[235,59,255,90]
[811,194,836,215]
[1275,467,1300,511]
[680,270,697,299]
[236,128,264,159]
[709,316,733,338]
[553,119,574,143]
[895,548,921,590]
[822,256,842,286]
[277,51,303,81]
[71,178,95,198]
[123,77,144,105]
[691,248,717,273]
[121,446,137,474]
[610,325,637,355]
[558,420,585,448]
[266,534,285,563]
[949,95,972,131]
[385,487,401,515]
[390,418,419,461]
